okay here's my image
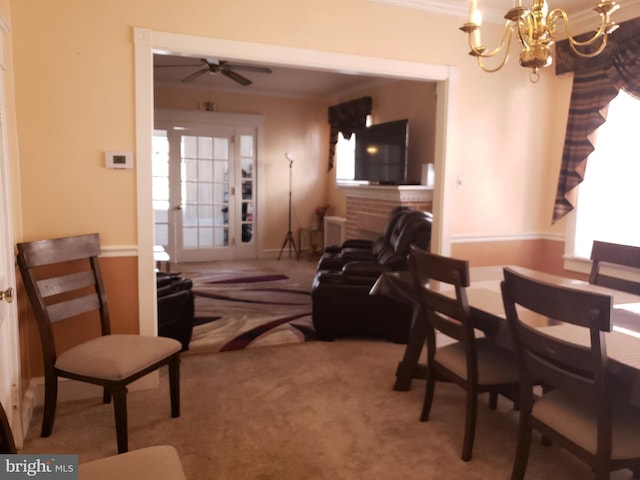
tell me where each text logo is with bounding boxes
[0,455,78,480]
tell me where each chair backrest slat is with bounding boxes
[17,233,101,267]
[47,294,102,323]
[589,241,640,295]
[36,271,96,298]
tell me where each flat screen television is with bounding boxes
[353,119,409,184]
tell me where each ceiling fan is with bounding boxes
[155,58,272,86]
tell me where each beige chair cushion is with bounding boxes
[78,445,186,480]
[533,389,640,460]
[56,335,181,381]
[434,337,519,385]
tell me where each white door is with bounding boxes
[0,62,22,444]
[153,113,260,263]
[172,126,235,262]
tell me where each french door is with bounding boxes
[153,110,261,262]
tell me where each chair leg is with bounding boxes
[489,389,498,410]
[420,368,436,422]
[511,414,532,480]
[461,391,477,462]
[41,373,58,437]
[112,387,128,454]
[169,355,180,418]
[103,388,111,404]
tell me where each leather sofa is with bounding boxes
[317,208,428,272]
[311,209,432,343]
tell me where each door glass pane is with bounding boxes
[180,134,230,250]
[152,129,169,248]
[239,134,255,244]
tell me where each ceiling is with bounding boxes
[152,0,627,99]
[153,55,389,100]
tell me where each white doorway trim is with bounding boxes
[134,28,458,335]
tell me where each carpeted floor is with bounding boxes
[19,339,635,479]
[176,258,317,354]
[17,259,638,478]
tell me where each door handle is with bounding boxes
[0,287,13,303]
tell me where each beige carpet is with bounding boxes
[19,339,634,479]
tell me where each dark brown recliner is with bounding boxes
[311,210,432,343]
[317,206,413,271]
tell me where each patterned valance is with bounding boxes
[327,96,372,171]
[552,19,640,223]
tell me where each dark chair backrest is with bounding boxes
[501,267,614,455]
[0,401,17,454]
[589,240,640,295]
[16,233,110,370]
[409,246,475,377]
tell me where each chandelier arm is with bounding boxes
[476,34,513,72]
[570,35,609,58]
[548,8,610,48]
[470,22,515,59]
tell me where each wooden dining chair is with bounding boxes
[0,400,187,480]
[589,240,640,295]
[501,267,640,480]
[16,233,182,454]
[409,246,519,462]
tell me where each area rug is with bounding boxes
[181,267,315,354]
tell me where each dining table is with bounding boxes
[371,265,640,404]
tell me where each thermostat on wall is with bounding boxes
[105,151,133,169]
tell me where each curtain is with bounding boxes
[327,96,372,171]
[552,18,640,223]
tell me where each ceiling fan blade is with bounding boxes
[154,63,204,68]
[226,64,272,74]
[181,68,209,83]
[221,69,252,86]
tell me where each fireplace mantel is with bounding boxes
[338,184,433,203]
[338,184,433,239]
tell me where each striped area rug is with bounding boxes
[181,267,315,354]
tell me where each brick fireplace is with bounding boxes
[338,185,433,240]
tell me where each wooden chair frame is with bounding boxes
[589,240,640,295]
[409,246,518,462]
[501,266,640,480]
[17,233,181,453]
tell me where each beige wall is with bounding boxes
[6,0,580,389]
[9,0,566,247]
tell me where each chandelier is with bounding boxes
[460,0,619,82]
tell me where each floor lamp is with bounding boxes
[278,153,300,260]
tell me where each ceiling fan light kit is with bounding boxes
[460,0,619,82]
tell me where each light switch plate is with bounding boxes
[105,151,133,169]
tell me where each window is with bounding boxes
[571,89,640,260]
[335,132,356,182]
[335,115,370,183]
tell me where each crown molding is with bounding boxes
[370,0,640,28]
